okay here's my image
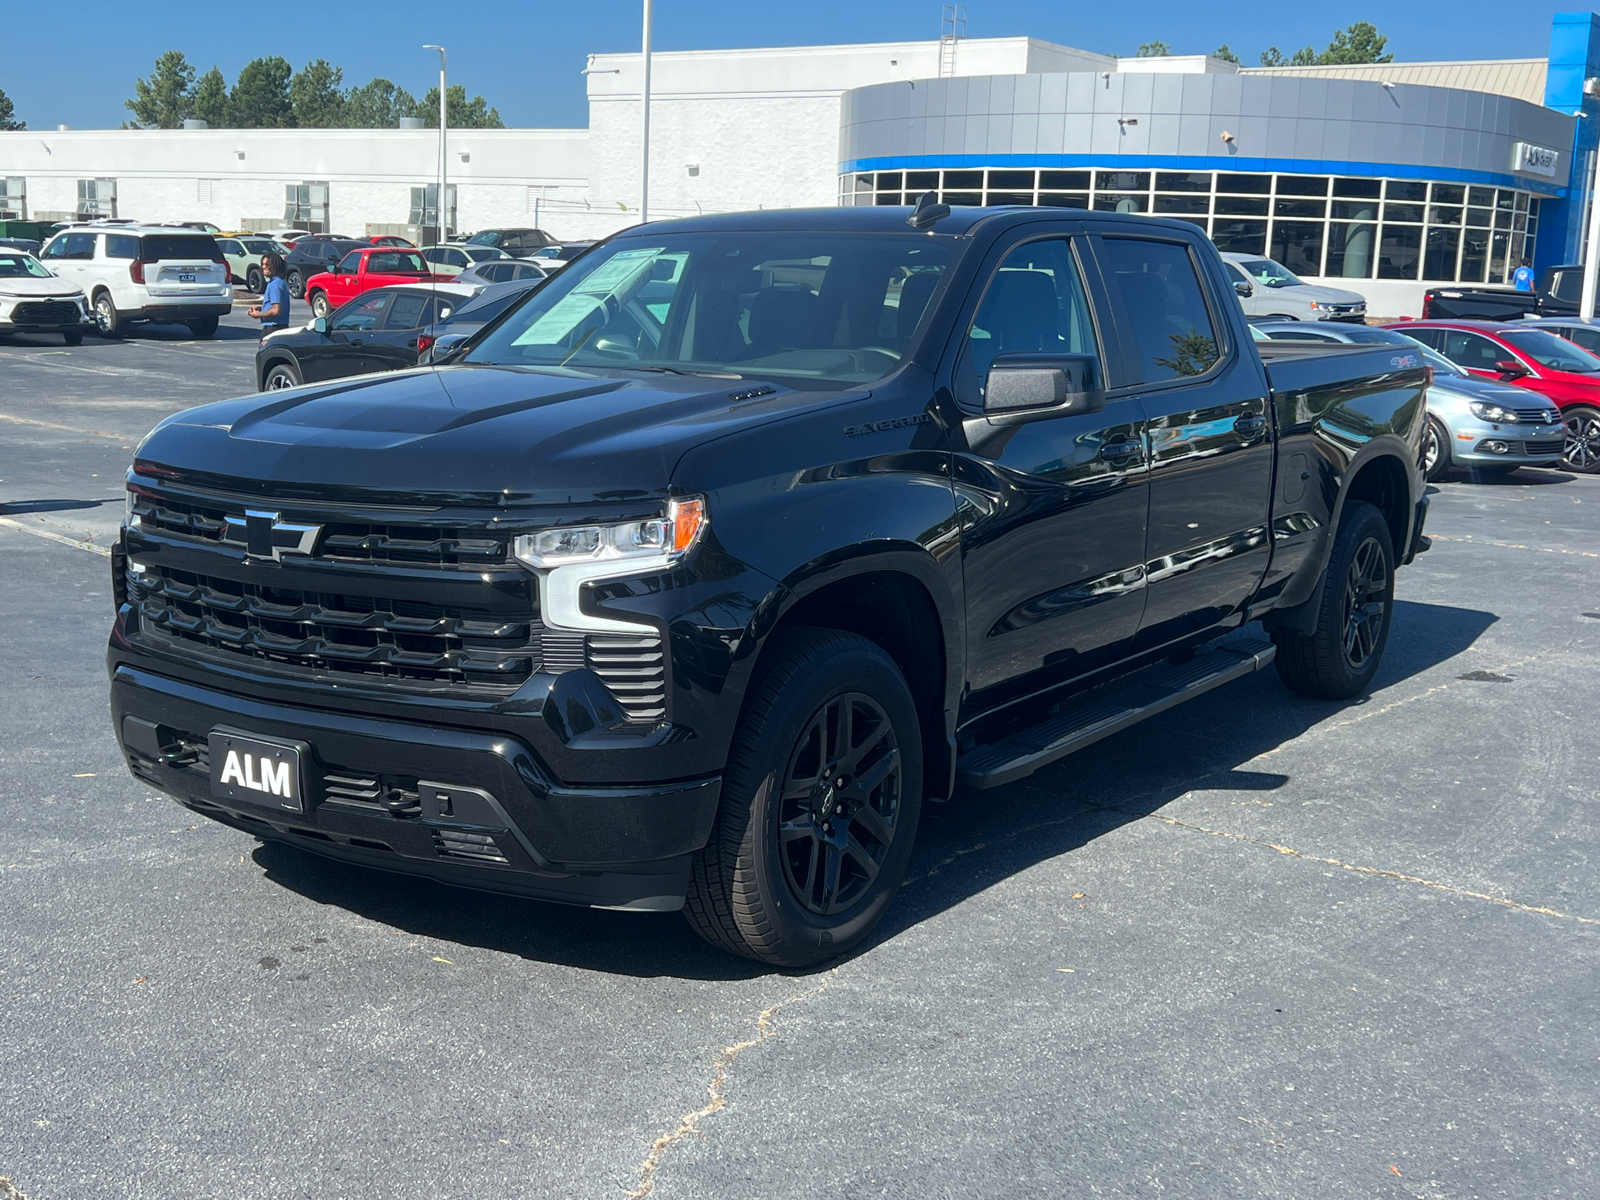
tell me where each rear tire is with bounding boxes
[309,290,330,319]
[262,360,302,391]
[683,628,923,967]
[186,316,219,338]
[1421,415,1451,482]
[1272,500,1395,700]
[287,269,305,299]
[1561,406,1600,474]
[246,266,264,294]
[92,292,124,337]
[63,329,84,346]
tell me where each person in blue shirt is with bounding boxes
[1511,257,1536,292]
[248,251,291,338]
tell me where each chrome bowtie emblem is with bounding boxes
[227,509,322,561]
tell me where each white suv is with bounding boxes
[38,224,233,338]
[1220,251,1367,323]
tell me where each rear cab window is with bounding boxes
[1098,237,1223,383]
[104,234,140,260]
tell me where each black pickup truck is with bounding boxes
[1420,263,1579,321]
[109,202,1429,966]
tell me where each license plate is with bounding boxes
[178,273,196,283]
[209,727,306,812]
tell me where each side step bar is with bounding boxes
[955,638,1277,790]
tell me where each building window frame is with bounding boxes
[76,178,116,220]
[285,182,330,234]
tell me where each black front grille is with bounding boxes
[130,492,510,568]
[14,301,80,325]
[130,564,541,688]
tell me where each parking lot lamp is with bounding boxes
[424,45,447,244]
[641,0,653,223]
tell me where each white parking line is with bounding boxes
[0,516,112,557]
[0,412,140,442]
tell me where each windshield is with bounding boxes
[467,232,500,246]
[0,253,50,279]
[1501,329,1600,373]
[242,239,276,254]
[464,232,955,386]
[1236,257,1302,288]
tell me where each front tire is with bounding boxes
[246,266,264,293]
[63,329,84,346]
[92,292,124,337]
[262,360,302,391]
[1272,500,1395,700]
[186,316,219,338]
[1421,415,1450,482]
[684,628,923,967]
[309,290,330,319]
[1561,406,1600,474]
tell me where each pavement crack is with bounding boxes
[1121,807,1600,927]
[625,975,834,1199]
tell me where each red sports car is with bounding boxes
[1382,319,1600,473]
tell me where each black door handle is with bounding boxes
[1234,413,1267,440]
[1100,438,1141,462]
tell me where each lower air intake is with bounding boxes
[432,828,510,865]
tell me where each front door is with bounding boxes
[1093,231,1275,644]
[950,229,1150,710]
[305,290,394,380]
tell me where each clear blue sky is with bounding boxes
[2,0,1587,130]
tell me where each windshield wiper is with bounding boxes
[626,365,744,378]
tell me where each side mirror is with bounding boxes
[1494,359,1529,377]
[312,316,329,335]
[984,353,1104,416]
[1234,280,1254,298]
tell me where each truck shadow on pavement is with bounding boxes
[251,600,1496,981]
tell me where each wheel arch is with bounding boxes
[257,351,301,390]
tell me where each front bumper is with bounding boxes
[108,660,721,911]
[1443,421,1566,467]
[0,298,90,332]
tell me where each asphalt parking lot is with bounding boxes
[2,312,1599,1200]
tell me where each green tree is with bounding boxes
[1211,44,1240,64]
[1154,330,1219,378]
[0,87,22,131]
[417,84,504,129]
[229,56,295,128]
[290,59,346,127]
[1259,47,1286,66]
[191,67,229,126]
[1291,46,1318,65]
[126,50,195,128]
[1319,21,1392,64]
[344,78,418,128]
[1136,41,1171,58]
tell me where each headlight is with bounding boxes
[1469,401,1519,423]
[513,496,706,569]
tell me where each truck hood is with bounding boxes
[1267,282,1367,306]
[135,364,868,507]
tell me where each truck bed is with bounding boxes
[1257,340,1426,397]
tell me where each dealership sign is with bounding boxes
[1512,142,1560,178]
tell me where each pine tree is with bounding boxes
[344,78,418,128]
[417,85,504,129]
[191,68,228,127]
[290,59,346,127]
[126,50,196,128]
[1212,45,1240,64]
[0,87,23,131]
[229,56,295,128]
[1319,22,1393,65]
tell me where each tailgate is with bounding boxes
[150,259,228,293]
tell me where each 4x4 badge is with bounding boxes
[236,509,322,561]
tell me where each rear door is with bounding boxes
[141,233,227,296]
[1092,229,1275,645]
[363,289,436,371]
[1435,328,1521,381]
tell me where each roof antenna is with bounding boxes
[907,191,951,229]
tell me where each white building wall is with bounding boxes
[0,127,611,241]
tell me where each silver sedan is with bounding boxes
[1255,321,1565,481]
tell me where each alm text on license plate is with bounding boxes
[209,727,307,812]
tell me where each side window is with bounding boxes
[1566,327,1600,354]
[500,233,523,251]
[383,292,430,329]
[954,237,1101,409]
[219,239,243,256]
[104,235,139,260]
[1100,237,1221,383]
[1404,327,1443,351]
[41,236,68,260]
[1442,331,1506,370]
[335,252,361,275]
[332,292,392,331]
[66,233,97,260]
[1551,270,1581,304]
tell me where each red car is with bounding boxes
[302,247,445,318]
[362,235,416,247]
[1383,319,1600,473]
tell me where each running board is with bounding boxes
[956,638,1277,790]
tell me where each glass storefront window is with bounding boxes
[1037,193,1089,208]
[1459,227,1490,282]
[1094,193,1148,213]
[1387,180,1428,202]
[1378,225,1422,279]
[1096,171,1150,191]
[1276,175,1329,197]
[1490,230,1510,282]
[1422,228,1461,280]
[944,191,982,206]
[1270,221,1325,276]
[1332,199,1380,221]
[986,191,1033,206]
[1154,194,1209,214]
[1514,192,1530,212]
[1494,209,1513,230]
[1156,172,1212,192]
[1494,190,1515,211]
[1384,202,1425,223]
[1212,219,1268,255]
[1217,173,1271,194]
[988,170,1034,190]
[1325,223,1377,278]
[876,172,904,190]
[1427,205,1463,225]
[1040,170,1090,189]
[1334,178,1382,198]
[1466,207,1492,227]
[907,171,939,189]
[1467,186,1496,206]
[1275,198,1326,218]
[1431,184,1465,205]
[874,193,903,206]
[944,171,983,189]
[1215,196,1269,216]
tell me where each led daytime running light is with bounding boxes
[512,496,707,569]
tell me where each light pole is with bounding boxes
[423,44,447,244]
[640,0,653,222]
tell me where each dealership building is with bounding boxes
[3,12,1599,313]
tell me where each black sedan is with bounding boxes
[255,283,476,390]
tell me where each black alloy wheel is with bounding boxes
[286,269,305,299]
[246,266,264,293]
[1340,534,1389,673]
[1562,406,1600,474]
[777,692,904,916]
[1421,415,1450,482]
